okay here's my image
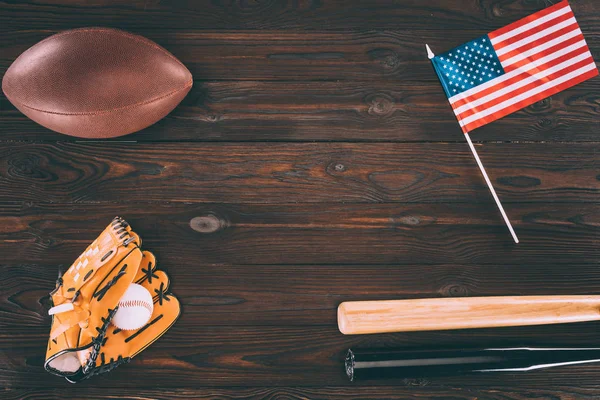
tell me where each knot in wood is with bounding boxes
[497,175,541,188]
[492,4,504,17]
[206,114,222,123]
[382,54,399,69]
[366,93,395,117]
[367,48,400,71]
[440,283,469,297]
[327,161,347,174]
[190,215,226,234]
[397,215,420,226]
[7,153,48,180]
[530,97,551,112]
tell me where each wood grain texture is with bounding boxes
[5,259,600,329]
[0,142,598,204]
[2,79,599,142]
[2,0,600,397]
[6,323,600,388]
[0,202,597,266]
[338,296,600,334]
[2,29,599,83]
[0,0,598,31]
[4,387,600,400]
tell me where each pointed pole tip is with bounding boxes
[426,44,435,59]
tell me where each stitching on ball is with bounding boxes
[120,299,153,314]
[4,83,192,116]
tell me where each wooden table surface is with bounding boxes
[1,1,599,398]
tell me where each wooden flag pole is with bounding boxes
[426,44,519,244]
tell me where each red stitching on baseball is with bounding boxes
[120,299,153,314]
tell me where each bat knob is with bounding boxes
[345,349,355,381]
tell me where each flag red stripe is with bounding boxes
[460,68,598,133]
[489,1,570,40]
[492,10,574,51]
[502,34,586,73]
[450,43,589,109]
[441,0,598,134]
[454,55,595,120]
[497,22,580,63]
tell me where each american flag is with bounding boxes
[431,0,598,133]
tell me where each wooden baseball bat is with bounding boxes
[338,295,600,335]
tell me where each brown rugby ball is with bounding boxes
[2,28,192,139]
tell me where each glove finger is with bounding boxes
[134,250,159,285]
[88,270,179,378]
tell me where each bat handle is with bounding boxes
[338,296,600,335]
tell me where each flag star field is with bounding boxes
[432,36,505,97]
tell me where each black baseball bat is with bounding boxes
[345,347,600,381]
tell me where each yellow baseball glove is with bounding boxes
[44,217,180,382]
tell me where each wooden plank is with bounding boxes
[2,80,599,142]
[2,1,600,395]
[0,142,598,204]
[4,386,600,399]
[5,260,600,329]
[0,202,597,266]
[1,30,599,83]
[0,0,598,31]
[5,324,600,388]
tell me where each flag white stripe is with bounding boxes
[448,39,588,104]
[453,50,593,115]
[457,62,597,126]
[501,27,583,67]
[490,4,572,44]
[495,16,577,56]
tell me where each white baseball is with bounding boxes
[111,283,154,330]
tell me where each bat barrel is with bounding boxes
[338,296,600,335]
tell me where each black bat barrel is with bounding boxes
[345,347,600,381]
